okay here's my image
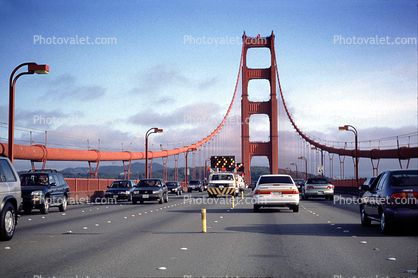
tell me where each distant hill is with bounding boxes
[61,162,163,179]
[60,163,312,182]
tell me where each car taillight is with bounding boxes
[390,192,418,199]
[307,186,314,189]
[327,185,334,189]
[254,190,271,195]
[282,190,299,194]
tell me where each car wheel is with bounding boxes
[40,197,50,214]
[253,205,260,212]
[59,196,67,212]
[329,195,334,201]
[360,206,371,227]
[159,197,163,204]
[164,194,168,203]
[380,211,392,233]
[305,195,309,200]
[127,194,132,202]
[292,205,299,212]
[0,202,16,241]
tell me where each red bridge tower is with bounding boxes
[241,32,278,184]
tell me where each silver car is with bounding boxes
[301,178,334,200]
[0,157,21,241]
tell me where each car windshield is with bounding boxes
[138,180,161,187]
[308,179,328,184]
[211,175,233,181]
[20,174,49,186]
[189,180,200,184]
[110,181,130,188]
[166,182,177,186]
[390,171,418,186]
[258,176,293,184]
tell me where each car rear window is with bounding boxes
[307,179,328,184]
[258,176,293,184]
[390,172,418,187]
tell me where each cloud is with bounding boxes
[130,65,190,95]
[44,74,106,101]
[128,102,221,128]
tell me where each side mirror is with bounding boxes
[361,184,370,191]
[107,186,110,188]
[50,182,57,187]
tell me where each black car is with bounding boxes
[188,180,203,192]
[166,181,183,195]
[360,169,418,233]
[20,170,70,214]
[293,179,305,192]
[358,177,376,197]
[104,180,137,202]
[132,179,168,204]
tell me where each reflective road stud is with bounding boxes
[201,209,206,233]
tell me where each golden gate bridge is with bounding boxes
[1,32,417,184]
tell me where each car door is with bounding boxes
[48,174,60,204]
[365,173,388,218]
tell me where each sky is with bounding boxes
[0,0,417,177]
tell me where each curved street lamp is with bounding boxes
[339,125,358,188]
[9,63,49,164]
[145,127,163,179]
[298,156,308,180]
[290,163,298,179]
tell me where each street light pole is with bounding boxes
[145,127,163,179]
[9,63,49,164]
[339,125,358,188]
[290,163,298,179]
[185,148,197,185]
[298,156,307,180]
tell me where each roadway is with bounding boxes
[0,191,417,278]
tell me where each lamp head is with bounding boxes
[28,64,49,74]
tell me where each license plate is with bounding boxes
[142,194,149,198]
[113,195,118,198]
[317,191,324,195]
[272,192,282,196]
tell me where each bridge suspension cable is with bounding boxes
[0,45,245,167]
[274,52,418,160]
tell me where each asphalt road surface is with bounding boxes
[0,191,417,278]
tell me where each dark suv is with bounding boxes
[188,180,203,192]
[132,179,168,204]
[0,157,21,241]
[20,170,70,214]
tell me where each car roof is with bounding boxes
[259,174,292,177]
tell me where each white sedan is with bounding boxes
[252,174,300,212]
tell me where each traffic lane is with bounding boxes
[0,195,193,278]
[184,193,417,277]
[297,198,418,277]
[1,191,416,277]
